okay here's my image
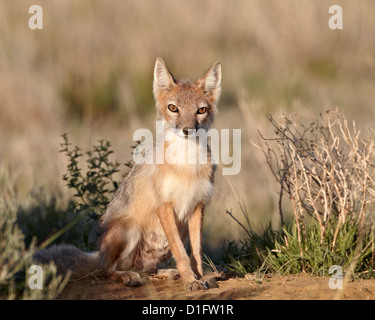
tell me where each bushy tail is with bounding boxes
[33,245,101,279]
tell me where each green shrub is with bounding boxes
[58,133,136,250]
[60,133,122,221]
[267,218,375,278]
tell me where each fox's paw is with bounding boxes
[187,280,209,291]
[118,271,143,287]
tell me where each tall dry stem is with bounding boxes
[259,109,375,254]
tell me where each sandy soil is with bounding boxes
[57,272,375,300]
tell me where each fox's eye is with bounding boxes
[168,104,178,113]
[197,107,207,114]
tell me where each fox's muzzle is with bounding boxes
[182,126,195,137]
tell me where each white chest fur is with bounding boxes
[160,171,213,222]
[159,129,214,221]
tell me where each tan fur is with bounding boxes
[98,58,221,290]
[35,58,221,291]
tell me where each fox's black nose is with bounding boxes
[183,126,194,136]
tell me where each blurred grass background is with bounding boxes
[1,0,375,254]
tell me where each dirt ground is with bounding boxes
[57,272,375,300]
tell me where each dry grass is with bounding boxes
[258,110,375,271]
[261,110,375,242]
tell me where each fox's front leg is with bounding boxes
[156,203,208,291]
[189,203,205,279]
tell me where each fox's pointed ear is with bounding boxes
[153,57,176,97]
[199,61,221,101]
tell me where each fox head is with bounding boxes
[153,57,221,138]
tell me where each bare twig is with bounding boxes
[259,109,375,259]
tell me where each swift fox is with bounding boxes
[35,57,221,291]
